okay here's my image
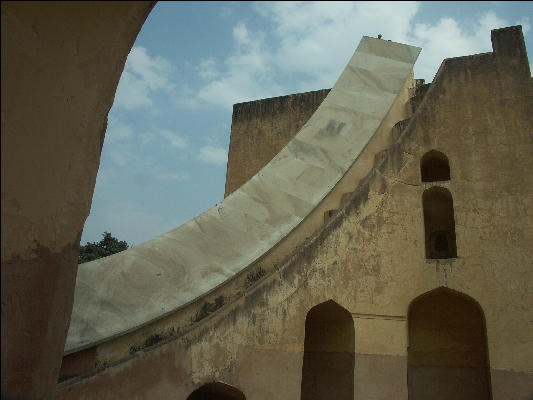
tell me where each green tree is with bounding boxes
[78,232,129,264]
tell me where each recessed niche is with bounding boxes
[301,300,354,400]
[421,150,450,182]
[423,187,457,259]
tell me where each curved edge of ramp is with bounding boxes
[66,36,420,353]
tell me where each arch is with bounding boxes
[407,287,491,400]
[1,3,155,398]
[421,150,450,182]
[423,187,457,259]
[301,300,355,400]
[187,382,246,400]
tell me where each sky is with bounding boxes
[81,1,533,247]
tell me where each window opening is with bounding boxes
[423,187,457,259]
[421,150,450,182]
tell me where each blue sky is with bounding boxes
[81,1,532,247]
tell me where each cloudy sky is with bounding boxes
[81,1,532,247]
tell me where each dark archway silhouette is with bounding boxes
[421,150,450,182]
[407,288,491,400]
[187,382,246,400]
[423,187,457,259]
[301,300,355,400]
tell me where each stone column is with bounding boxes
[1,2,154,398]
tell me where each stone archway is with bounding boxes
[1,3,155,398]
[301,300,355,400]
[187,382,246,400]
[407,287,491,400]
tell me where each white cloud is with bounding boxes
[261,2,419,84]
[159,129,188,149]
[198,146,228,165]
[106,116,133,142]
[198,58,220,80]
[104,117,136,166]
[195,2,420,108]
[114,46,175,111]
[108,147,130,167]
[140,131,158,145]
[516,17,530,34]
[192,2,525,107]
[410,11,510,81]
[174,84,205,110]
[197,22,281,109]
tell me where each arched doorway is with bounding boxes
[301,300,355,400]
[407,288,491,400]
[187,382,246,400]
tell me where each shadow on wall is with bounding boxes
[301,300,355,400]
[407,287,491,400]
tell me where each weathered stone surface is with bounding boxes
[64,35,420,355]
[225,89,331,197]
[3,4,531,398]
[55,26,532,400]
[1,2,154,398]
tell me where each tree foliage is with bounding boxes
[78,232,129,264]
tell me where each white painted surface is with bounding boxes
[66,36,420,353]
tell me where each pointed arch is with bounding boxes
[423,187,457,259]
[421,150,450,182]
[186,382,246,400]
[407,287,491,400]
[301,300,355,400]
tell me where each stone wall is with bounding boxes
[225,89,330,197]
[55,26,533,400]
[1,3,154,399]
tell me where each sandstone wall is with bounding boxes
[225,89,330,197]
[56,26,532,400]
[1,3,154,399]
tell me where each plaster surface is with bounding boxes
[66,36,420,353]
[225,89,330,197]
[1,2,154,398]
[55,26,533,400]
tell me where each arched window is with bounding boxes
[187,382,246,400]
[421,150,450,182]
[423,187,457,259]
[301,300,354,400]
[408,288,491,400]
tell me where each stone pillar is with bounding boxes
[1,2,154,398]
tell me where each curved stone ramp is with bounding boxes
[65,37,420,353]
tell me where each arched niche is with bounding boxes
[421,150,450,182]
[407,287,491,400]
[187,382,246,400]
[301,300,355,400]
[423,187,457,259]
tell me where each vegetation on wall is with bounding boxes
[193,295,225,323]
[245,267,266,288]
[78,232,129,264]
